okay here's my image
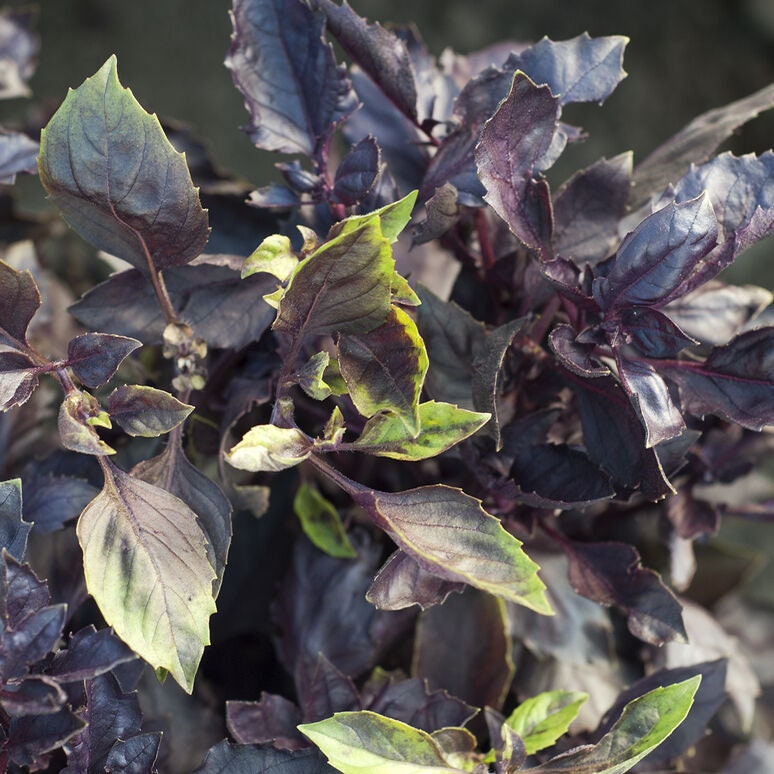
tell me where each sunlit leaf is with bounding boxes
[38,56,209,275]
[504,690,588,755]
[227,424,312,472]
[241,234,298,281]
[76,461,216,692]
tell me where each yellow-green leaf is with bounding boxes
[504,690,588,755]
[77,461,216,693]
[294,482,356,559]
[332,190,418,243]
[226,424,312,472]
[352,401,490,460]
[241,234,298,280]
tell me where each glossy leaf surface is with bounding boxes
[38,56,209,275]
[66,333,141,388]
[106,385,193,437]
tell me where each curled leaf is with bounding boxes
[227,424,312,472]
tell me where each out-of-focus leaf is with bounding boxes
[528,676,700,773]
[412,183,460,245]
[299,711,465,773]
[48,625,135,682]
[475,72,558,258]
[7,708,86,769]
[0,259,40,350]
[314,0,418,123]
[0,478,29,559]
[333,136,381,206]
[301,652,361,722]
[241,234,298,281]
[58,391,115,456]
[0,9,37,98]
[660,327,774,431]
[593,196,718,310]
[361,669,476,733]
[354,484,552,614]
[106,385,193,437]
[275,217,393,338]
[413,587,514,710]
[615,355,685,448]
[666,488,719,540]
[507,33,628,106]
[664,281,772,348]
[132,437,232,597]
[553,153,632,264]
[366,550,465,611]
[22,474,98,533]
[352,401,489,461]
[76,461,216,692]
[38,56,209,275]
[595,660,727,766]
[66,333,141,388]
[227,423,312,472]
[0,130,39,184]
[194,740,333,774]
[631,82,774,208]
[226,0,356,156]
[338,305,428,434]
[563,539,686,645]
[504,690,588,755]
[226,693,305,749]
[294,482,356,559]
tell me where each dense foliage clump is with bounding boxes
[0,1,772,771]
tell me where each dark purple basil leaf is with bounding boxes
[0,130,39,184]
[300,653,360,722]
[0,478,30,559]
[413,586,512,710]
[104,733,161,773]
[194,741,333,774]
[332,136,380,206]
[1,603,66,680]
[226,693,306,749]
[248,184,301,209]
[631,82,774,208]
[39,58,209,276]
[22,474,98,534]
[737,203,774,254]
[65,672,142,774]
[366,549,464,611]
[0,259,40,348]
[666,488,720,540]
[275,533,404,690]
[475,72,558,258]
[575,378,675,500]
[226,0,356,156]
[7,707,86,768]
[510,443,614,507]
[485,707,527,771]
[542,257,593,304]
[49,626,136,682]
[549,324,609,377]
[314,0,418,122]
[660,327,774,430]
[1,552,50,630]
[619,307,698,357]
[593,196,718,310]
[361,671,476,733]
[66,333,141,388]
[553,153,632,264]
[506,33,628,106]
[563,539,687,645]
[132,437,231,597]
[412,183,459,245]
[0,350,39,412]
[665,282,772,349]
[277,160,323,193]
[345,66,428,197]
[1,675,66,716]
[106,385,192,438]
[595,660,727,765]
[615,355,685,447]
[421,127,486,206]
[670,151,774,242]
[0,9,38,99]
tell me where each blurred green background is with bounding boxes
[4,0,774,286]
